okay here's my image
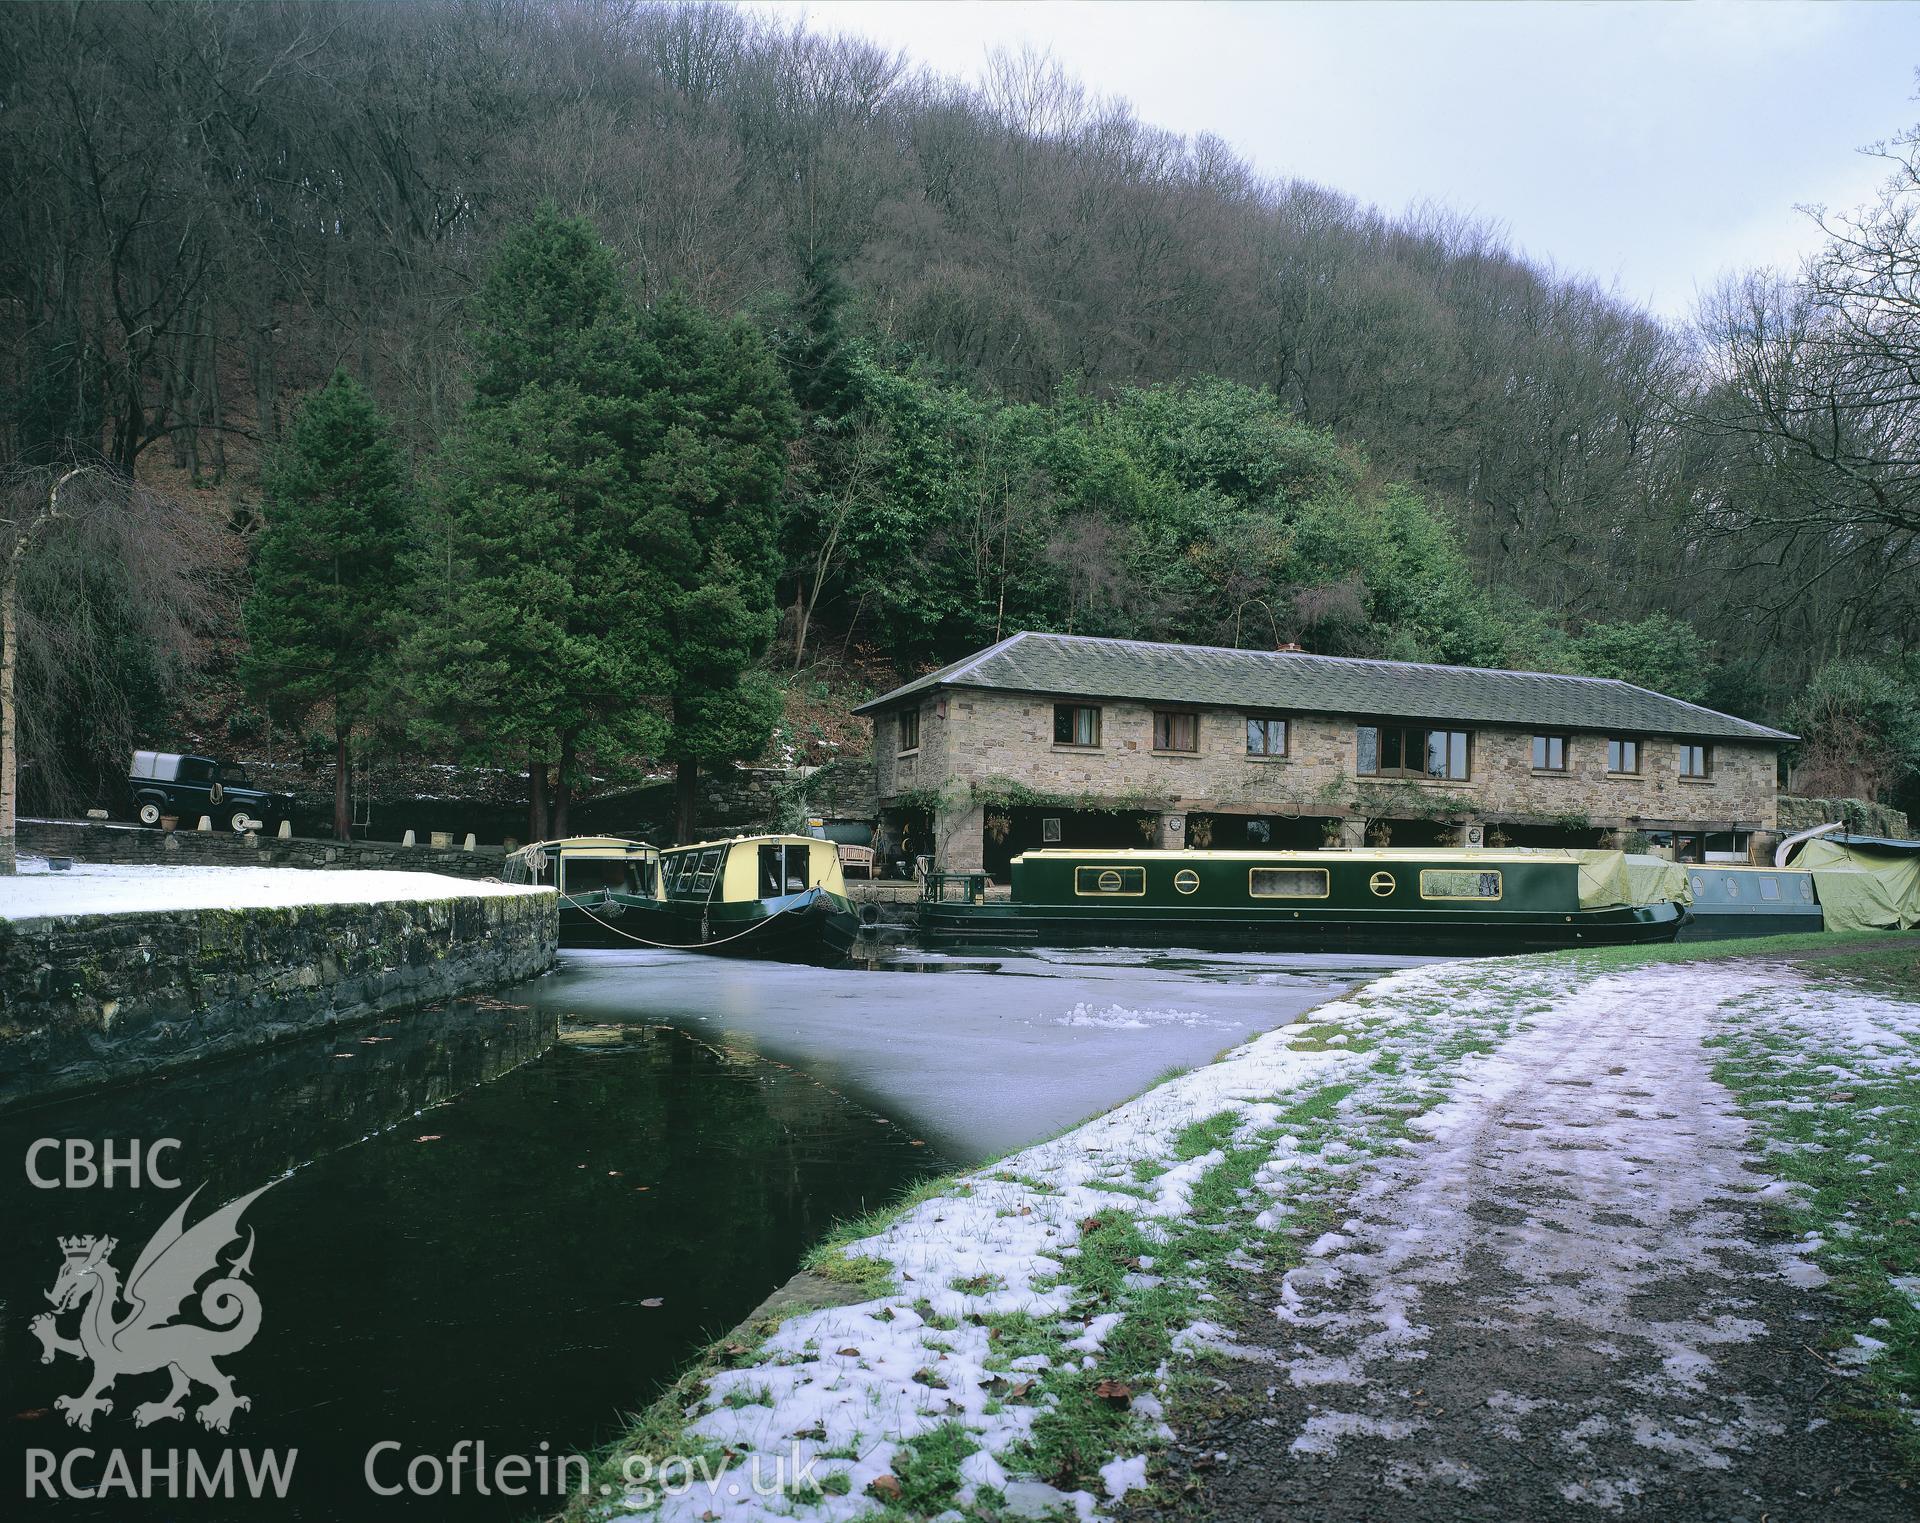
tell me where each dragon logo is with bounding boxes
[29,1181,273,1434]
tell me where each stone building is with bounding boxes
[854,632,1793,875]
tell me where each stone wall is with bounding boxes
[1777,795,1912,837]
[0,890,557,1109]
[22,817,508,879]
[696,760,879,837]
[871,689,1781,869]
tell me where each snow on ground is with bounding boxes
[0,856,544,920]
[600,950,1920,1522]
[1264,965,1812,1502]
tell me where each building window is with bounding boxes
[1607,738,1640,775]
[1153,710,1199,753]
[1356,725,1470,780]
[897,708,920,753]
[1249,867,1330,898]
[1053,703,1101,747]
[1075,865,1145,896]
[1246,716,1289,757]
[1679,743,1712,779]
[1041,817,1063,843]
[1532,735,1568,772]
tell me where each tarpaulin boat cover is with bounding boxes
[1569,850,1693,910]
[1792,838,1920,931]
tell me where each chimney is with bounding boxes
[1275,642,1305,653]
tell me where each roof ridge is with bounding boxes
[1012,630,1642,689]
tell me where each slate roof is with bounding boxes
[853,632,1795,744]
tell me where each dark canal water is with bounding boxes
[2,945,1419,1521]
[2,993,945,1521]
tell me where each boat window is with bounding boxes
[1690,875,1707,895]
[1173,869,1201,894]
[692,848,722,892]
[1075,865,1146,896]
[759,843,812,896]
[1759,876,1781,901]
[1246,716,1288,757]
[1153,711,1198,753]
[1420,869,1502,900]
[1722,875,1741,898]
[560,858,631,895]
[672,856,698,894]
[1053,704,1101,747]
[1250,867,1330,898]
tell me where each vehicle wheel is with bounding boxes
[228,809,254,834]
[137,800,163,828]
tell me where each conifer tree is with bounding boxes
[242,372,409,841]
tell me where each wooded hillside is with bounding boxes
[6,1,1919,820]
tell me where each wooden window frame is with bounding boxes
[1419,868,1504,902]
[1531,734,1569,773]
[1356,724,1471,781]
[1678,742,1713,780]
[1248,866,1331,899]
[1245,715,1289,758]
[1052,703,1102,748]
[1606,738,1641,776]
[1152,709,1199,754]
[1074,865,1146,897]
[897,707,920,755]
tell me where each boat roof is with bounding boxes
[526,836,655,856]
[661,833,833,854]
[1013,847,1609,866]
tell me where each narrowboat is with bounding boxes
[1675,865,1824,941]
[501,836,662,947]
[918,847,1689,953]
[619,834,862,962]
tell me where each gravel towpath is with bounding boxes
[1139,967,1911,1521]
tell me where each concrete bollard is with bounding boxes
[463,832,477,851]
[197,816,213,831]
[278,820,293,840]
[85,808,109,820]
[402,829,416,848]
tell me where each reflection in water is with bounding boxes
[1,1000,944,1522]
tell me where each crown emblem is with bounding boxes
[59,1235,109,1262]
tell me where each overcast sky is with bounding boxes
[757,0,1920,320]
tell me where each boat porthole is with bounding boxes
[1173,869,1200,895]
[1097,869,1123,893]
[1690,875,1706,895]
[1369,871,1396,897]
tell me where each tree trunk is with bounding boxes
[529,756,549,843]
[674,758,699,844]
[551,732,576,838]
[333,724,352,842]
[0,548,21,875]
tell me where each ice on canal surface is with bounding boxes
[529,944,1436,1161]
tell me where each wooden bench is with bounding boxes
[836,843,876,878]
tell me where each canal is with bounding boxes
[2,946,1424,1520]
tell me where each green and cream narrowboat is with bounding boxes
[502,836,662,947]
[919,847,1690,953]
[623,834,862,961]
